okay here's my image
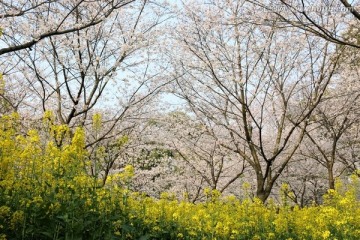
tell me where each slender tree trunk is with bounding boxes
[328,164,335,190]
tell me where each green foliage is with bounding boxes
[1,114,360,239]
[135,148,173,170]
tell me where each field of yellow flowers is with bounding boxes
[1,113,360,240]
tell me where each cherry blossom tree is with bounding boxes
[276,157,328,206]
[249,0,360,48]
[167,0,343,202]
[160,111,248,199]
[1,0,171,131]
[241,0,360,201]
[0,0,174,184]
[0,0,135,55]
[299,38,360,189]
[112,110,247,202]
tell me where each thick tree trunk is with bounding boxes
[255,175,271,203]
[256,189,271,203]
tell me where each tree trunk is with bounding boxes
[328,165,335,190]
[255,174,271,202]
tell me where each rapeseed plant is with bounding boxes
[0,113,360,239]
